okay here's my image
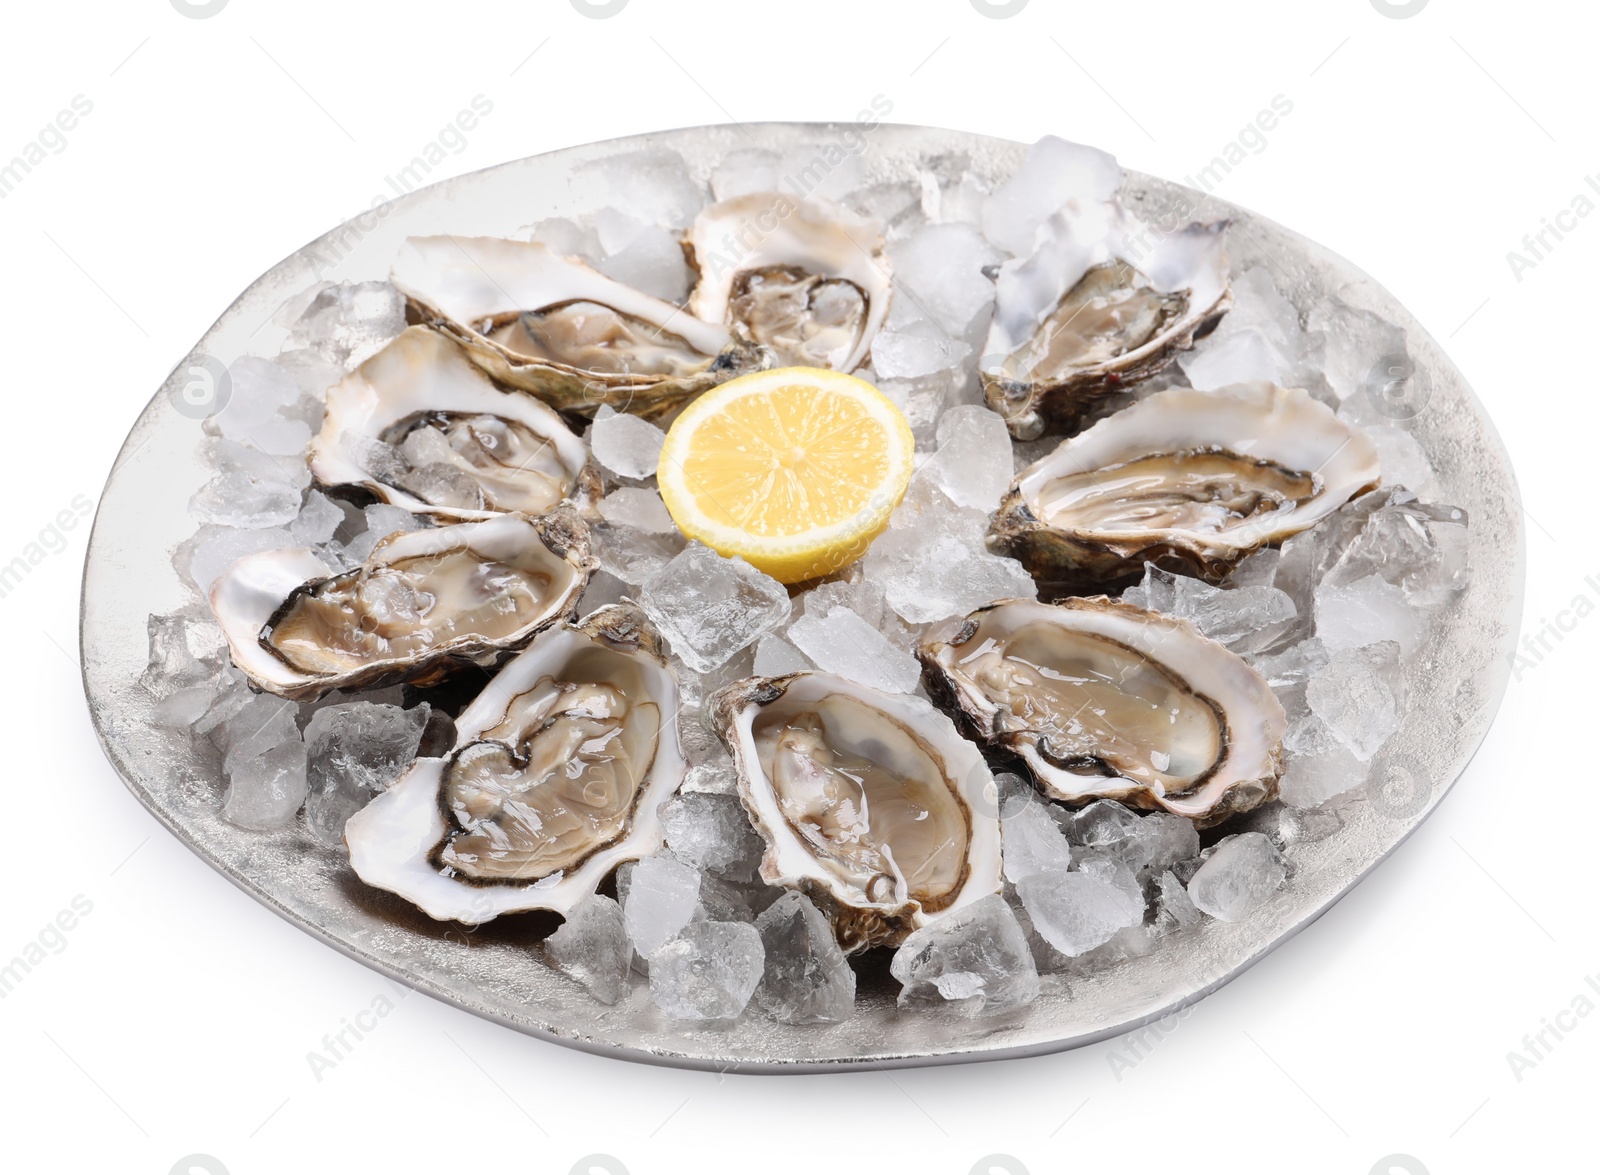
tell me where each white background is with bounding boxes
[0,1,1589,1172]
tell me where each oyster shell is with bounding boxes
[919,597,1285,826]
[988,382,1383,585]
[210,511,593,701]
[392,236,763,419]
[344,604,685,923]
[983,216,1231,438]
[709,672,1001,952]
[310,326,600,520]
[685,193,892,372]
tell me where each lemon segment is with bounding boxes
[656,367,916,584]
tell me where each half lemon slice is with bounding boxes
[656,366,915,584]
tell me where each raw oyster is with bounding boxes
[685,193,892,372]
[210,511,593,701]
[709,672,1001,952]
[983,213,1231,438]
[310,326,600,519]
[919,597,1285,826]
[392,236,763,419]
[344,604,685,922]
[988,382,1382,585]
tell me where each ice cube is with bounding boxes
[303,702,430,848]
[213,357,318,456]
[1016,864,1145,957]
[1305,644,1401,761]
[222,740,309,831]
[284,281,407,367]
[753,892,855,1024]
[870,329,972,380]
[1278,713,1372,808]
[887,223,1001,336]
[1177,266,1318,392]
[595,223,692,304]
[1249,638,1330,690]
[1224,548,1281,589]
[1152,870,1202,935]
[1001,800,1074,883]
[659,793,764,882]
[1309,299,1408,403]
[576,147,705,229]
[288,490,346,547]
[140,607,226,696]
[592,522,686,587]
[340,503,425,564]
[774,144,865,202]
[189,439,308,529]
[980,136,1121,257]
[623,854,703,958]
[711,148,781,201]
[1185,832,1286,921]
[640,543,791,673]
[597,487,676,534]
[588,407,667,480]
[545,894,632,1006]
[1123,565,1296,654]
[648,921,765,1020]
[786,606,921,693]
[1314,573,1425,659]
[529,216,603,265]
[889,894,1040,1014]
[1362,423,1437,496]
[752,633,812,677]
[922,405,1013,511]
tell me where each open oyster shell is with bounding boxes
[209,510,594,702]
[919,597,1285,827]
[988,382,1383,586]
[685,193,892,372]
[982,211,1231,438]
[392,236,765,419]
[344,604,685,923]
[709,672,1001,952]
[310,326,601,520]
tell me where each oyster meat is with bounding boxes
[988,382,1383,585]
[919,597,1285,826]
[344,604,685,922]
[310,326,599,520]
[686,193,892,372]
[210,511,593,701]
[984,205,1231,438]
[710,672,1000,952]
[392,236,761,419]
